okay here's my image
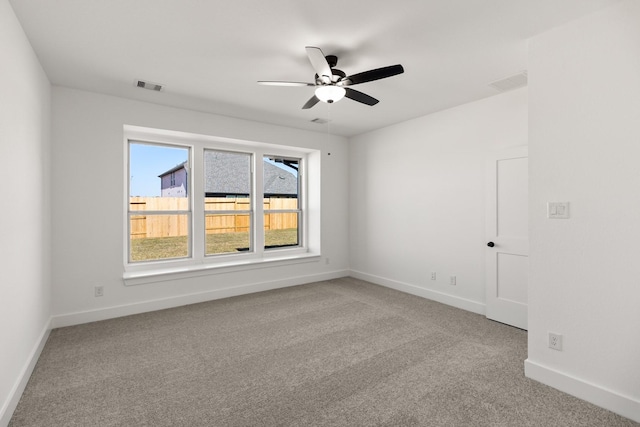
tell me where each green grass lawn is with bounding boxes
[130,229,298,262]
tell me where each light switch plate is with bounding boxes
[548,202,570,219]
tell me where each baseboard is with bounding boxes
[525,359,640,423]
[0,319,51,427]
[349,270,485,315]
[51,269,349,328]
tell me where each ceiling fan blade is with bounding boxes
[341,64,404,86]
[305,46,332,80]
[344,88,379,106]
[302,95,320,109]
[258,81,315,87]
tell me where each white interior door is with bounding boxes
[485,146,528,330]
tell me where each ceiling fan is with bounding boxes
[258,46,404,109]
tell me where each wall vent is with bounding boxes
[135,79,164,92]
[311,118,329,124]
[489,71,528,92]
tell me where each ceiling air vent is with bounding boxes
[135,79,164,92]
[310,118,329,124]
[489,71,528,92]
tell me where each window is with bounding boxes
[264,156,300,250]
[128,142,190,263]
[204,150,252,255]
[124,126,318,280]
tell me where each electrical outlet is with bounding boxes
[449,276,456,286]
[548,202,570,219]
[430,272,436,280]
[325,257,330,265]
[94,286,104,297]
[548,332,562,351]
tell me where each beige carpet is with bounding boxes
[9,277,638,426]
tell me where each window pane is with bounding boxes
[129,214,189,262]
[264,213,298,249]
[263,157,299,200]
[204,150,251,200]
[129,142,191,263]
[206,214,251,254]
[130,143,189,203]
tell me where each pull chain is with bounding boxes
[326,103,331,149]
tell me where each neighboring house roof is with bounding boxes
[204,151,250,195]
[159,152,298,196]
[263,162,297,195]
[158,161,187,177]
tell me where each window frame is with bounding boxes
[127,141,192,264]
[123,125,319,284]
[263,155,303,251]
[203,148,254,257]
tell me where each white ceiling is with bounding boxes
[10,0,620,137]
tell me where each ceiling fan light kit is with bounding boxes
[258,46,404,109]
[315,86,346,103]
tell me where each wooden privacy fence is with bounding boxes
[130,197,298,239]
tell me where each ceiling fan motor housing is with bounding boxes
[315,68,346,85]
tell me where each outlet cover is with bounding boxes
[449,276,456,286]
[548,202,570,219]
[548,332,563,351]
[94,286,104,297]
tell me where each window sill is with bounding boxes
[123,252,321,286]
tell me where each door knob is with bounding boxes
[487,242,495,247]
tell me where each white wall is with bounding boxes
[50,87,349,325]
[349,88,528,313]
[526,1,640,421]
[0,0,51,424]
